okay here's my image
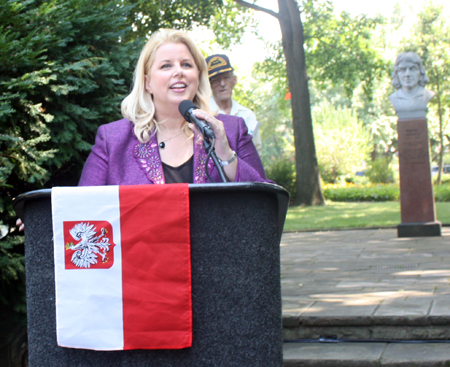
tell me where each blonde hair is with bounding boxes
[121,29,211,143]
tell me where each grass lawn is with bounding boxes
[283,201,450,232]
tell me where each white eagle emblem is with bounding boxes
[65,222,111,268]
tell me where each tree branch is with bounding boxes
[232,0,280,20]
[313,37,365,66]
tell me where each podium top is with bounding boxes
[13,182,290,239]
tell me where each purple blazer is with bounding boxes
[78,115,269,186]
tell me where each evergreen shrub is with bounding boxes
[323,184,400,202]
[0,0,142,320]
[324,183,450,202]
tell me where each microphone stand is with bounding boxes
[202,136,228,183]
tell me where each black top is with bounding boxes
[162,156,194,184]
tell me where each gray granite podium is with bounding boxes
[389,52,441,237]
[14,182,289,367]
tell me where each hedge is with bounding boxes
[323,183,450,202]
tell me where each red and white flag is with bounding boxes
[52,184,192,350]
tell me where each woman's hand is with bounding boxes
[190,109,237,181]
[16,218,24,232]
[191,109,232,157]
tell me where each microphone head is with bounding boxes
[178,100,198,122]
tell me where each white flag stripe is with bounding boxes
[52,186,124,350]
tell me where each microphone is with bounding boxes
[179,100,215,140]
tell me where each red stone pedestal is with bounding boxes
[396,118,441,237]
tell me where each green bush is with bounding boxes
[323,184,400,202]
[366,156,394,184]
[313,102,370,184]
[319,166,339,185]
[264,157,296,199]
[434,184,450,202]
[323,183,450,202]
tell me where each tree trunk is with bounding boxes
[277,0,325,205]
[232,0,325,205]
[435,69,444,184]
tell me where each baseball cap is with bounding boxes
[206,54,234,78]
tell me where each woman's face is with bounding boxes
[145,42,200,116]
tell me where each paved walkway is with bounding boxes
[280,227,450,319]
[280,227,450,366]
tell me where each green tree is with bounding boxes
[233,67,295,162]
[233,0,325,205]
[234,0,385,205]
[123,0,224,40]
[120,0,252,49]
[313,102,370,183]
[0,0,142,318]
[303,1,387,100]
[233,74,296,196]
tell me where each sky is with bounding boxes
[190,0,450,77]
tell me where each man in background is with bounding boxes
[206,54,262,155]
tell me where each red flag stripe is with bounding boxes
[119,184,192,349]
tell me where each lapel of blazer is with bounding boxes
[132,132,165,184]
[133,130,215,184]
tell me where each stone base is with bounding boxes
[397,221,442,237]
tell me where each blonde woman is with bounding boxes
[79,29,267,185]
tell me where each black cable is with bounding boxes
[205,137,215,183]
[203,136,229,183]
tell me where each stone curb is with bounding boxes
[282,223,450,233]
[282,315,450,341]
[283,226,397,233]
[282,315,450,328]
[283,342,450,367]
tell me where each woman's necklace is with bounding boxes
[158,130,183,149]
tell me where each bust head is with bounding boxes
[389,52,435,119]
[391,52,429,90]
